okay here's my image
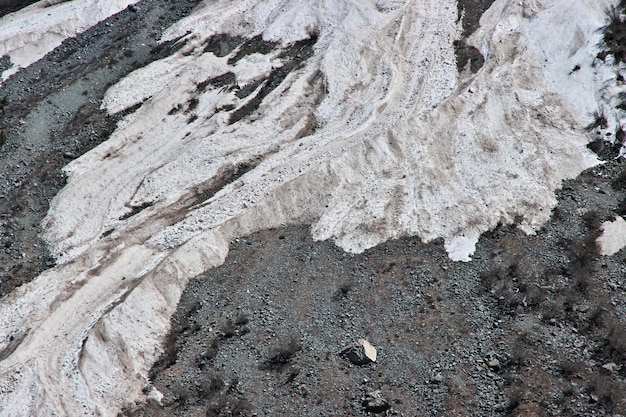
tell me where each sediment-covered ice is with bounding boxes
[0,0,617,416]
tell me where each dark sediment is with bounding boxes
[454,0,496,74]
[0,0,39,18]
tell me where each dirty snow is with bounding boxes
[0,0,617,416]
[0,0,140,81]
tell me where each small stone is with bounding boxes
[431,373,444,383]
[601,362,620,373]
[488,358,500,369]
[362,390,390,413]
[493,402,508,412]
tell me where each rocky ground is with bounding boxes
[0,0,625,416]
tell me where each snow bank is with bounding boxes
[597,216,626,256]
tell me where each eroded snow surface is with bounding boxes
[0,0,618,415]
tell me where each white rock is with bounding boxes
[596,216,626,256]
[359,338,378,363]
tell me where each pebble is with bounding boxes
[431,373,444,383]
[487,358,500,369]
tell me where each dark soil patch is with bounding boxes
[196,72,237,93]
[0,0,39,18]
[457,0,497,39]
[227,34,279,66]
[203,34,245,58]
[454,0,496,74]
[0,55,11,74]
[454,40,485,74]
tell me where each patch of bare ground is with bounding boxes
[0,0,40,18]
[454,0,496,74]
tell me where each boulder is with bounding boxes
[341,338,377,365]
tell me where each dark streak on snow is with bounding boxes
[228,34,318,125]
[454,0,496,74]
